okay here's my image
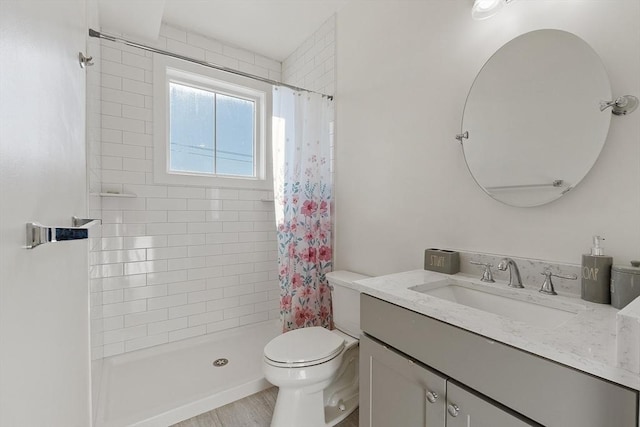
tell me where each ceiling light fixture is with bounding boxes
[472,0,514,20]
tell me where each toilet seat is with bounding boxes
[264,327,345,368]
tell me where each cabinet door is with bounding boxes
[360,335,447,427]
[446,382,537,427]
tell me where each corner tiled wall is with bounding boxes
[87,23,103,358]
[90,24,283,360]
[87,35,102,213]
[282,15,335,95]
[282,15,337,256]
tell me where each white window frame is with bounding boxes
[153,54,272,189]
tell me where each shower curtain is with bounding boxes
[272,87,333,332]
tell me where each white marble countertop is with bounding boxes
[351,269,640,391]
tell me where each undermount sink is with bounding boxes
[410,279,581,329]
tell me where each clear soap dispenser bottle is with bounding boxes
[581,236,613,304]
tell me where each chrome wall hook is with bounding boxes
[78,52,94,69]
[600,95,638,115]
[455,131,469,143]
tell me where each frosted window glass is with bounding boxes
[169,83,215,174]
[168,82,255,177]
[216,94,255,176]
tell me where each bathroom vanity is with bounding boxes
[354,270,640,427]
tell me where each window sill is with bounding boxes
[153,170,273,190]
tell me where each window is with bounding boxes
[169,83,255,177]
[154,55,272,189]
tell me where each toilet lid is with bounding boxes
[264,327,345,367]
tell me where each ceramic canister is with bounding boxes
[610,262,640,309]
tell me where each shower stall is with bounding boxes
[87,16,336,426]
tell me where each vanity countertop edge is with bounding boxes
[352,269,640,392]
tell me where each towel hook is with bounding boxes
[78,52,94,69]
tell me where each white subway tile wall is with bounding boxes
[91,19,337,360]
[282,15,336,96]
[90,24,286,360]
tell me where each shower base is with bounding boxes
[94,320,280,427]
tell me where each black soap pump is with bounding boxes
[581,236,613,304]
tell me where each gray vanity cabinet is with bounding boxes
[360,334,534,427]
[360,335,446,426]
[360,294,639,427]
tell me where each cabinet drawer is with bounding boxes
[361,294,639,427]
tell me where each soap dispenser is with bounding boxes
[581,236,613,304]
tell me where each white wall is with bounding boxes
[335,1,640,276]
[90,24,282,359]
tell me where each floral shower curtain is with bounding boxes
[272,87,333,332]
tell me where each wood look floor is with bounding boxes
[172,387,359,427]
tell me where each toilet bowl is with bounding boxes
[263,271,368,427]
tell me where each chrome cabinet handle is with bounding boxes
[447,403,460,417]
[426,391,438,403]
[26,216,101,249]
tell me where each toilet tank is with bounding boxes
[327,271,369,338]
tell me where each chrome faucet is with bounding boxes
[539,269,578,295]
[470,260,495,283]
[497,258,524,288]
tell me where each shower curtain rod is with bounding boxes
[88,29,334,100]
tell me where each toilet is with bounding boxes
[263,271,368,427]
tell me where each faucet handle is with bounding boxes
[539,269,577,295]
[470,261,495,283]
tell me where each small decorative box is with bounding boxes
[424,249,460,274]
[611,263,640,309]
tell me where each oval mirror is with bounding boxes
[461,29,612,207]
